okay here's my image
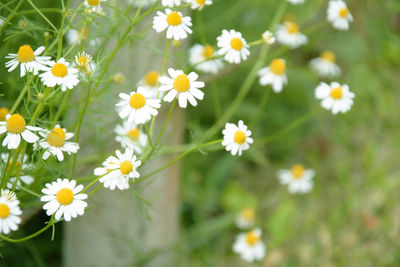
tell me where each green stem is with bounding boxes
[134,139,223,183]
[56,0,70,59]
[0,217,55,243]
[248,39,263,47]
[250,89,270,128]
[19,186,41,198]
[53,90,71,123]
[0,0,24,36]
[10,76,32,114]
[26,0,57,32]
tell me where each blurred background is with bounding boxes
[1,0,400,266]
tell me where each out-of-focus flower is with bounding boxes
[277,164,315,194]
[222,120,253,156]
[0,108,9,121]
[275,21,308,49]
[258,58,287,93]
[327,0,353,31]
[188,0,212,10]
[315,82,355,114]
[236,207,255,229]
[310,50,341,78]
[153,9,192,40]
[233,228,266,262]
[161,0,182,7]
[138,70,160,98]
[1,153,34,189]
[114,121,147,155]
[189,44,224,74]
[84,0,106,15]
[287,0,305,4]
[5,45,51,77]
[261,31,276,45]
[217,29,250,64]
[159,68,205,108]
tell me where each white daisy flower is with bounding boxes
[5,45,51,77]
[187,0,212,10]
[189,44,224,74]
[1,153,34,189]
[116,87,161,124]
[217,29,250,64]
[0,114,41,150]
[153,9,192,40]
[257,58,288,93]
[310,50,341,78]
[75,51,94,74]
[278,164,315,194]
[84,0,106,15]
[159,68,205,108]
[222,120,253,156]
[275,21,308,49]
[94,148,141,190]
[327,0,353,31]
[261,31,276,45]
[287,0,305,4]
[36,125,79,162]
[235,207,255,229]
[114,121,147,155]
[0,189,22,235]
[41,178,88,221]
[137,70,160,98]
[161,0,182,7]
[0,107,9,121]
[315,81,355,114]
[233,228,266,263]
[39,58,79,91]
[129,0,157,7]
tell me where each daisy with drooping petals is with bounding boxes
[278,164,315,194]
[36,125,79,161]
[0,114,41,149]
[39,58,79,91]
[0,108,9,121]
[217,29,250,64]
[0,189,22,234]
[188,0,212,10]
[310,50,341,78]
[236,207,255,229]
[116,87,161,124]
[159,68,205,108]
[189,44,224,74]
[75,51,95,74]
[262,31,276,45]
[161,0,182,7]
[84,0,106,15]
[41,178,87,221]
[257,58,288,93]
[153,9,192,40]
[1,153,34,189]
[222,120,253,156]
[114,121,147,154]
[275,21,308,49]
[5,45,50,77]
[315,82,355,114]
[233,228,266,263]
[327,0,353,31]
[94,148,141,190]
[287,0,305,4]
[138,70,160,98]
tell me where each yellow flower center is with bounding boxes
[241,208,255,221]
[17,45,35,63]
[129,93,146,109]
[47,127,66,147]
[230,37,243,51]
[145,71,159,87]
[321,50,336,63]
[245,231,260,246]
[77,56,88,67]
[0,204,10,219]
[120,160,133,175]
[234,130,246,145]
[285,21,299,34]
[56,188,74,205]
[339,7,349,18]
[196,0,205,5]
[87,0,100,6]
[330,86,343,100]
[166,12,182,26]
[6,114,26,134]
[0,107,9,121]
[126,128,140,140]
[202,45,214,59]
[173,74,190,92]
[269,58,286,75]
[51,63,68,77]
[291,164,305,179]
